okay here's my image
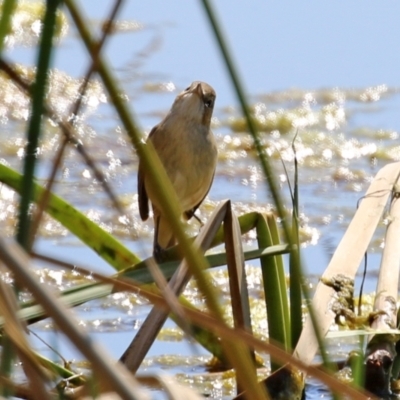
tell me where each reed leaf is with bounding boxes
[0,162,140,269]
[257,213,290,372]
[17,0,61,250]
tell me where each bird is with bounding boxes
[137,81,218,260]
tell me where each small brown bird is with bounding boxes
[138,81,218,259]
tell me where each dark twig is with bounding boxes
[29,0,125,243]
[0,58,125,223]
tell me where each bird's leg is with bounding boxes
[192,213,205,237]
[192,213,204,227]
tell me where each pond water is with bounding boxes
[1,3,400,399]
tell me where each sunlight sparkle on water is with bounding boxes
[82,169,91,179]
[360,84,388,102]
[323,104,345,131]
[143,81,176,93]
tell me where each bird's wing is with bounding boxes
[137,161,149,221]
[184,170,216,220]
[137,125,159,221]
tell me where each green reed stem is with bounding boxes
[199,4,334,397]
[290,136,303,348]
[1,2,61,396]
[64,3,267,397]
[16,0,61,250]
[199,0,288,239]
[257,214,290,371]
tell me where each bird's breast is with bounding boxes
[146,121,217,213]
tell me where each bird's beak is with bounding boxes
[194,82,203,97]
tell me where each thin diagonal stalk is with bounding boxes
[0,238,149,400]
[198,2,331,374]
[70,0,124,121]
[199,0,288,241]
[120,202,229,373]
[40,259,372,400]
[65,0,217,343]
[199,0,307,355]
[30,0,125,241]
[63,4,269,396]
[119,201,268,399]
[0,58,124,222]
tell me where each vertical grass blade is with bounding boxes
[16,0,61,249]
[265,213,291,345]
[2,1,61,395]
[199,0,292,247]
[289,137,303,349]
[289,221,303,350]
[257,214,290,371]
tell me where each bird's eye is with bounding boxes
[185,86,191,91]
[204,99,213,108]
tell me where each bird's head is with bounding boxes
[171,81,216,127]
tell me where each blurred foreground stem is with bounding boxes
[4,1,61,396]
[64,2,267,397]
[16,0,61,250]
